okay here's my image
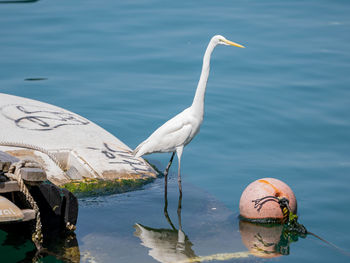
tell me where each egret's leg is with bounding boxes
[164,152,175,179]
[164,152,175,199]
[176,146,184,196]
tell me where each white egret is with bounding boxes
[133,35,245,195]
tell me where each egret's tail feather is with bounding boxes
[132,147,140,157]
[133,141,146,157]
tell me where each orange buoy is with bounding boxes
[239,178,297,222]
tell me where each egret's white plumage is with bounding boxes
[133,35,244,194]
[134,107,198,157]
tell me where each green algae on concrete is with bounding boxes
[61,160,162,197]
[144,159,163,176]
[62,177,155,197]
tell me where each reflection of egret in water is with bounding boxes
[134,194,198,263]
[134,182,251,263]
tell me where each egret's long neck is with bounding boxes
[191,40,217,117]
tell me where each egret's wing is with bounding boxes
[134,109,194,156]
[157,122,192,149]
[150,111,190,138]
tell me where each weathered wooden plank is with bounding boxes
[21,209,36,221]
[20,167,47,182]
[0,151,19,172]
[0,181,20,193]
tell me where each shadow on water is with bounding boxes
[24,78,48,81]
[0,223,80,263]
[0,0,39,4]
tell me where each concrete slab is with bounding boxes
[0,93,157,188]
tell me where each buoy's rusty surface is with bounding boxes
[239,178,297,222]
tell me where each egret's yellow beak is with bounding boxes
[223,39,245,48]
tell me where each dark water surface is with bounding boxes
[1,0,350,262]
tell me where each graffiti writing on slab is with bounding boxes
[0,104,89,131]
[87,143,154,176]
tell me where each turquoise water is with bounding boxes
[1,0,350,262]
